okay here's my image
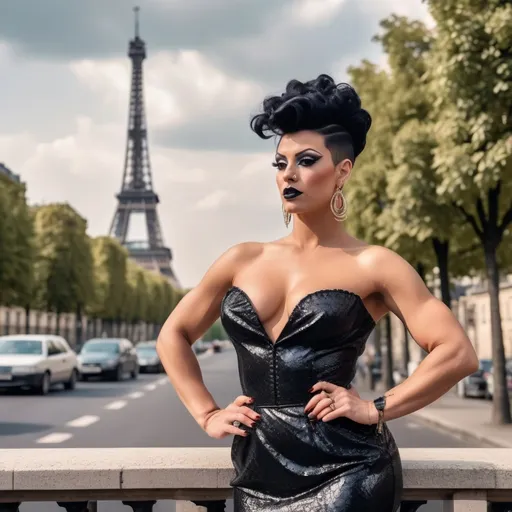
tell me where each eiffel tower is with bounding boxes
[109,7,179,288]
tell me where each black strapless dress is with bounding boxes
[220,286,403,512]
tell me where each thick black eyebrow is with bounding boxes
[275,149,322,160]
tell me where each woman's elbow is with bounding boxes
[455,339,479,377]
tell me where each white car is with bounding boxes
[0,335,79,395]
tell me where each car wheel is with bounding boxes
[131,365,139,380]
[64,369,78,390]
[114,365,123,382]
[37,372,51,395]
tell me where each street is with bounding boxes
[1,347,484,512]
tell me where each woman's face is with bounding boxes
[274,130,352,216]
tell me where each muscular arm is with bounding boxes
[156,243,257,429]
[365,247,479,422]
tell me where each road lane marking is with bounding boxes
[105,400,127,410]
[144,384,157,391]
[157,378,167,385]
[36,433,73,444]
[406,422,421,429]
[128,391,144,399]
[66,415,100,428]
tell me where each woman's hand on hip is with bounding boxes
[202,395,261,439]
[304,381,378,425]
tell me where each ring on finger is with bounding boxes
[232,420,241,428]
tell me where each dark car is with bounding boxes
[457,359,492,398]
[135,341,164,373]
[78,338,139,381]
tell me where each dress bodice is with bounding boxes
[220,286,375,406]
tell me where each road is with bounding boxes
[1,347,484,512]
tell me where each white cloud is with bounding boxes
[360,0,435,28]
[70,50,264,129]
[0,0,438,287]
[293,0,347,26]
[0,117,285,287]
[195,189,230,211]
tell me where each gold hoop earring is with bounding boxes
[282,205,291,228]
[330,186,347,222]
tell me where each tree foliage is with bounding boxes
[427,0,512,424]
[0,175,34,307]
[88,236,129,320]
[33,204,94,315]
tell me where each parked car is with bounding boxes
[484,360,512,400]
[135,341,164,373]
[192,339,209,355]
[0,334,79,395]
[78,338,139,381]
[457,359,492,398]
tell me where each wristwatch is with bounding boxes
[373,396,386,434]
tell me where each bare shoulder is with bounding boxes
[355,245,419,289]
[217,241,265,269]
[201,241,265,289]
[354,244,434,323]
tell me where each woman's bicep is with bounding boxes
[160,243,255,345]
[369,247,473,355]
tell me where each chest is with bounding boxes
[232,256,370,327]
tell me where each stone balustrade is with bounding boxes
[1,448,512,511]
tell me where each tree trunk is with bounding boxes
[75,303,83,350]
[414,262,430,360]
[402,322,410,376]
[485,237,511,424]
[432,238,451,308]
[381,314,395,389]
[416,262,426,283]
[24,306,30,334]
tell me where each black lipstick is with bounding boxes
[283,187,303,200]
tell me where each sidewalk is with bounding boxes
[359,382,512,447]
[408,392,512,447]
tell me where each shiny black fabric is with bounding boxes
[220,286,403,512]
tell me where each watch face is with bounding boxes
[374,396,386,410]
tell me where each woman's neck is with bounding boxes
[287,209,352,249]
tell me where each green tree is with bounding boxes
[427,0,512,424]
[203,320,227,342]
[0,175,35,323]
[124,260,149,329]
[373,15,482,308]
[32,204,94,338]
[88,236,128,334]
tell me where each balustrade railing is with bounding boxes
[1,448,512,511]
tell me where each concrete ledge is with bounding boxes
[1,448,512,496]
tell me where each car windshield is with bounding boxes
[81,342,119,354]
[0,339,43,355]
[136,346,156,355]
[479,359,493,372]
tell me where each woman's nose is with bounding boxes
[282,164,297,181]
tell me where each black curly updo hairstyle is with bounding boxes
[250,74,371,164]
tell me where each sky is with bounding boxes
[0,0,433,288]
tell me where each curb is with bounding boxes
[411,409,512,448]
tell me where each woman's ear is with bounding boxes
[336,158,353,187]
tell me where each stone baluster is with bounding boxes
[176,500,226,512]
[401,500,428,511]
